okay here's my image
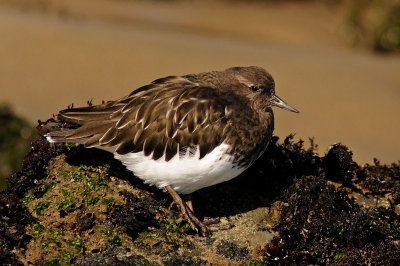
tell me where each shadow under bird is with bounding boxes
[46,66,299,233]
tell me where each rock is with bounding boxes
[1,136,399,265]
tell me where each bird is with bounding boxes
[46,66,299,233]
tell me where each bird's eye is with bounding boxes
[249,84,259,92]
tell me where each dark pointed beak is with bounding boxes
[270,95,299,113]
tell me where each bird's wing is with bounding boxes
[49,76,231,161]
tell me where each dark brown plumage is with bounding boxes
[47,66,299,234]
[49,66,297,165]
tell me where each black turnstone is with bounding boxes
[46,66,299,233]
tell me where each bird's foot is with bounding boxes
[165,185,209,235]
[203,217,234,231]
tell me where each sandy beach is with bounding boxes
[1,0,399,164]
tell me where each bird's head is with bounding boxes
[226,66,299,113]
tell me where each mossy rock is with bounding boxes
[0,136,399,264]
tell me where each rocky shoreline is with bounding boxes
[1,134,399,265]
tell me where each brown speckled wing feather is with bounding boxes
[53,76,230,161]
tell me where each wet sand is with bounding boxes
[1,0,399,164]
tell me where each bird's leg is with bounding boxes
[186,194,194,213]
[165,185,208,234]
[168,194,193,212]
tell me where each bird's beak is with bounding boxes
[270,95,300,113]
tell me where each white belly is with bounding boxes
[113,143,246,194]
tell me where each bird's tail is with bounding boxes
[45,102,119,147]
[46,129,87,144]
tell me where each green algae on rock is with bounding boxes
[0,136,399,264]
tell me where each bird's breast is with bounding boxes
[222,107,274,166]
